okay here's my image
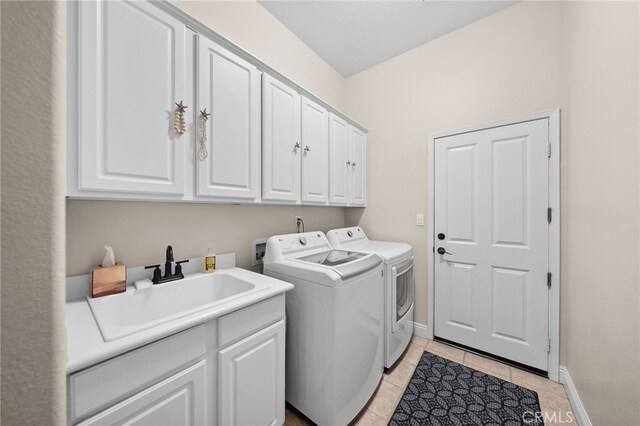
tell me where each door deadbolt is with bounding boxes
[437,233,445,240]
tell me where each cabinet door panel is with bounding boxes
[301,97,329,204]
[349,126,367,206]
[78,0,186,195]
[219,321,285,426]
[78,361,205,426]
[262,75,301,202]
[197,37,261,200]
[329,113,349,205]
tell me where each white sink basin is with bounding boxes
[88,268,268,342]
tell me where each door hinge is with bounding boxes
[547,207,552,223]
[547,338,551,353]
[547,272,552,288]
[381,270,384,277]
[548,143,552,158]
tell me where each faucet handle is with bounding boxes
[175,259,190,277]
[145,264,162,284]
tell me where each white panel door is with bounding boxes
[79,361,206,425]
[434,119,549,370]
[197,36,261,201]
[78,0,186,195]
[301,96,329,204]
[218,321,285,426]
[348,126,367,206]
[328,113,349,205]
[262,74,301,203]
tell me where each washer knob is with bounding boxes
[299,236,307,246]
[347,230,353,237]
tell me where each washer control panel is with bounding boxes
[265,232,331,261]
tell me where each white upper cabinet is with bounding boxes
[76,0,187,195]
[262,74,302,203]
[197,37,261,201]
[301,97,329,204]
[329,116,367,206]
[329,113,349,205]
[69,0,366,205]
[349,126,367,206]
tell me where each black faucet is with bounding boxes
[165,245,174,277]
[145,245,190,285]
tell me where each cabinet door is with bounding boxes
[328,113,350,205]
[262,75,301,203]
[77,0,186,195]
[197,37,261,201]
[218,321,285,426]
[78,361,206,426]
[349,126,367,206]
[301,97,329,204]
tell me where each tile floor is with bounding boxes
[285,336,577,426]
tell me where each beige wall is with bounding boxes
[65,0,347,276]
[1,1,67,424]
[344,1,564,325]
[344,1,640,424]
[562,2,640,424]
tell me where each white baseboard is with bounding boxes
[559,366,592,426]
[411,321,433,340]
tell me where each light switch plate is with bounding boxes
[416,214,424,226]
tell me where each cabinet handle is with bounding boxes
[304,145,311,153]
[174,101,188,136]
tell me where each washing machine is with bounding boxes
[327,227,414,368]
[263,231,384,426]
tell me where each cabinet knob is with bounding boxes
[294,142,301,152]
[346,161,351,166]
[352,162,356,168]
[304,145,311,153]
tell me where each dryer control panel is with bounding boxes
[326,227,368,246]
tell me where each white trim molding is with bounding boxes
[559,366,592,426]
[411,321,432,340]
[427,109,561,381]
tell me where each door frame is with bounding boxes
[426,109,560,381]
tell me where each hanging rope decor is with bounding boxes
[199,108,211,161]
[174,101,187,135]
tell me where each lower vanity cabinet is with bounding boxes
[78,361,206,426]
[218,320,285,426]
[68,295,286,426]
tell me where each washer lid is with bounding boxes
[295,250,381,280]
[298,250,367,267]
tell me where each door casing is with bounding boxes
[426,109,560,381]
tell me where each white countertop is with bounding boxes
[66,267,293,374]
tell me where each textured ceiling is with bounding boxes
[258,1,519,77]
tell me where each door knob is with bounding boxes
[437,247,452,255]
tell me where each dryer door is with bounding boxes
[392,256,414,332]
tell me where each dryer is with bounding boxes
[327,227,414,368]
[263,231,384,426]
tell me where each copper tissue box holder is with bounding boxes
[91,262,127,298]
